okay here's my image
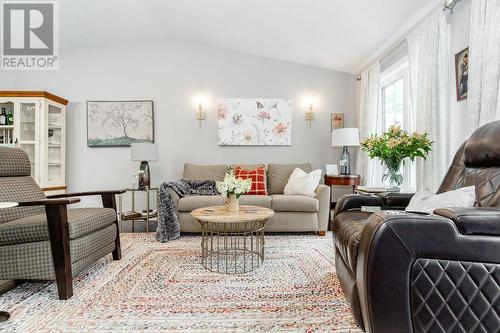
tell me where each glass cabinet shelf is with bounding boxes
[1,91,67,192]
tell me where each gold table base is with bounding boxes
[200,219,267,274]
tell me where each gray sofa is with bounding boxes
[168,163,330,235]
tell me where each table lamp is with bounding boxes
[331,128,360,175]
[131,143,158,189]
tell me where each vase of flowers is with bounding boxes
[216,168,252,212]
[361,125,432,191]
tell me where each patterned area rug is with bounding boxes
[0,232,361,332]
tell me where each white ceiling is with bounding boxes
[60,0,440,73]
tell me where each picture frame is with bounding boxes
[217,98,292,146]
[455,47,469,101]
[331,113,344,131]
[87,100,154,147]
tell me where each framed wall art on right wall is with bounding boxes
[455,47,469,101]
[331,113,344,131]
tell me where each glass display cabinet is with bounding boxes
[0,91,68,194]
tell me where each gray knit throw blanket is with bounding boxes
[156,179,219,242]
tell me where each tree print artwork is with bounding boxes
[87,101,154,147]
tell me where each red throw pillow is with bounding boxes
[235,167,268,195]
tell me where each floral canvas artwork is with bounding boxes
[217,98,292,146]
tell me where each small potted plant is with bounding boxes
[361,125,432,191]
[216,168,252,212]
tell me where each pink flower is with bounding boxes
[258,111,271,120]
[273,123,288,136]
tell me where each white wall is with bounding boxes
[448,0,471,156]
[0,38,356,198]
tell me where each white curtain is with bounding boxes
[407,11,450,192]
[356,62,383,186]
[466,0,500,135]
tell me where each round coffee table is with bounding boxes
[191,205,274,274]
[0,202,18,323]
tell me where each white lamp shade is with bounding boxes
[131,143,159,161]
[331,128,360,147]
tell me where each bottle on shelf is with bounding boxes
[7,109,13,125]
[0,108,6,126]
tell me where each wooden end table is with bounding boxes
[191,206,274,274]
[324,175,361,223]
[0,202,18,323]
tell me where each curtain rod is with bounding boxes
[443,0,464,13]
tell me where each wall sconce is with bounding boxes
[196,102,205,127]
[194,94,208,128]
[305,96,317,128]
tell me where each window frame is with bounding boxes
[378,58,416,191]
[380,58,411,133]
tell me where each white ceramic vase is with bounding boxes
[224,193,239,212]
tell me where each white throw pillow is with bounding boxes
[405,186,476,214]
[283,168,322,197]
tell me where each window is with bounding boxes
[382,77,405,130]
[379,59,415,191]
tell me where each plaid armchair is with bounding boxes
[0,147,124,300]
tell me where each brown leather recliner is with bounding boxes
[332,120,500,333]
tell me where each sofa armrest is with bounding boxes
[356,211,500,333]
[378,192,415,210]
[434,207,500,236]
[17,198,81,206]
[166,187,181,211]
[315,184,330,232]
[47,190,125,210]
[334,194,384,216]
[47,189,126,199]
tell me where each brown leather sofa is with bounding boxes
[332,120,500,333]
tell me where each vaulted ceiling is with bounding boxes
[61,0,440,73]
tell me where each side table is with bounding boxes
[119,187,159,233]
[324,175,361,223]
[0,202,18,323]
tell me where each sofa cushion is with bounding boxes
[239,195,272,208]
[183,163,227,181]
[283,168,322,197]
[332,211,371,273]
[267,163,312,194]
[231,164,266,170]
[0,207,117,246]
[235,167,268,195]
[271,194,318,212]
[178,195,224,212]
[0,146,31,177]
[0,176,46,223]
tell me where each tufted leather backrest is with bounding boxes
[438,121,500,207]
[0,147,46,223]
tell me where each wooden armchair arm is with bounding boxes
[17,198,81,206]
[47,189,126,199]
[47,190,125,210]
